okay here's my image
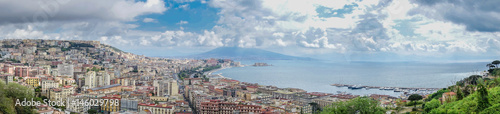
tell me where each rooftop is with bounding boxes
[90,84,121,91]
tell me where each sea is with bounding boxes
[213,60,488,97]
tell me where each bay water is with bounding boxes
[214,60,487,97]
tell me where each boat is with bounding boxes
[348,85,364,90]
[380,87,394,90]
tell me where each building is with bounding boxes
[87,84,121,93]
[3,65,15,74]
[66,96,91,113]
[97,71,110,86]
[101,95,121,113]
[25,77,40,87]
[15,66,30,77]
[199,100,261,114]
[0,74,13,84]
[120,98,139,112]
[41,79,58,96]
[85,71,97,89]
[57,63,74,77]
[154,79,179,97]
[312,97,339,108]
[138,103,175,114]
[168,79,179,96]
[35,104,54,114]
[62,86,74,99]
[223,88,237,97]
[49,88,63,102]
[442,92,456,103]
[150,96,169,101]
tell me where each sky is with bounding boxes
[1,0,500,62]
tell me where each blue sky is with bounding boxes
[133,1,219,32]
[1,0,500,62]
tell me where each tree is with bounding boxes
[320,97,385,114]
[408,94,423,108]
[492,60,500,68]
[309,102,321,114]
[424,99,441,112]
[477,83,490,111]
[456,86,463,100]
[0,81,37,114]
[487,63,495,70]
[87,109,97,114]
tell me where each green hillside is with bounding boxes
[422,60,500,113]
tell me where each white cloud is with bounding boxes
[173,0,195,3]
[178,4,190,10]
[143,18,158,23]
[177,20,188,25]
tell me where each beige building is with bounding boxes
[138,103,175,114]
[41,80,58,96]
[49,88,63,101]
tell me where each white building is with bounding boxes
[57,64,74,77]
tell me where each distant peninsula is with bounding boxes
[187,47,316,60]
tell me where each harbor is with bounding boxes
[330,83,442,93]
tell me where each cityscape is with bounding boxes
[1,0,500,114]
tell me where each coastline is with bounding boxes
[205,65,236,79]
[202,62,452,97]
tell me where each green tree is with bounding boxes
[424,99,441,112]
[492,60,500,68]
[0,81,37,114]
[408,94,423,108]
[456,86,463,100]
[309,102,320,114]
[480,104,500,114]
[477,83,490,111]
[87,109,97,114]
[320,97,385,114]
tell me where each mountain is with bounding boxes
[189,47,314,60]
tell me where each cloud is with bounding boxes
[143,18,158,23]
[1,0,500,60]
[177,20,188,25]
[178,4,190,10]
[173,0,195,3]
[409,0,500,32]
[0,0,167,24]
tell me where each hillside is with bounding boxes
[420,60,500,113]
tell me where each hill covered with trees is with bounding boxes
[421,60,500,113]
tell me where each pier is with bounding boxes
[330,84,441,92]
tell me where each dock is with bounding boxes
[330,84,441,92]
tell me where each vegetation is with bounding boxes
[87,109,97,114]
[308,102,321,113]
[3,58,21,63]
[69,42,94,48]
[0,80,37,114]
[408,94,423,108]
[320,97,386,114]
[424,99,441,112]
[419,60,500,113]
[202,65,221,72]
